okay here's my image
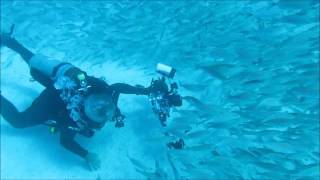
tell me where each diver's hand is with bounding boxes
[85,152,101,171]
[149,78,168,94]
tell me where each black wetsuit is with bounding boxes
[0,38,149,158]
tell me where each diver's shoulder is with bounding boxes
[86,76,112,94]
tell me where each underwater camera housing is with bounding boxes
[149,63,182,126]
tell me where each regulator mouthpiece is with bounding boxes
[156,63,176,78]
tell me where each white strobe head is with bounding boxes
[156,63,176,78]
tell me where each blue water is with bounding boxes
[1,1,319,180]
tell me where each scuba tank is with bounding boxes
[52,64,92,132]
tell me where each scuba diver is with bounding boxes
[0,30,154,171]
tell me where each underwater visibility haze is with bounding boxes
[0,0,319,179]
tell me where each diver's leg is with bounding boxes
[30,68,55,88]
[1,35,34,63]
[2,35,62,77]
[2,35,63,87]
[0,89,56,128]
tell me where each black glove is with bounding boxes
[168,94,183,107]
[167,139,185,149]
[113,110,125,128]
[149,78,169,94]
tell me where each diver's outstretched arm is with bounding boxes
[60,129,101,170]
[60,128,88,158]
[110,83,150,95]
[1,34,34,63]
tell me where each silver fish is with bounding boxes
[180,83,208,92]
[127,154,150,171]
[167,153,180,180]
[134,160,168,180]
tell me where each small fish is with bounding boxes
[127,154,150,171]
[182,96,214,112]
[142,135,170,145]
[279,160,296,171]
[198,63,240,79]
[181,167,216,179]
[180,160,197,170]
[180,83,207,92]
[276,0,317,10]
[168,118,193,129]
[154,160,168,178]
[96,174,101,180]
[263,142,297,154]
[181,124,211,137]
[294,165,320,178]
[173,109,201,119]
[198,157,244,177]
[182,96,205,108]
[242,79,265,85]
[199,66,227,80]
[167,153,180,180]
[257,97,282,108]
[135,168,157,179]
[282,12,313,25]
[184,144,215,152]
[134,160,168,180]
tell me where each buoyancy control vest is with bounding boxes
[53,63,91,127]
[29,54,93,134]
[29,54,124,136]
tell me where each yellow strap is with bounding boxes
[77,73,86,81]
[50,127,56,133]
